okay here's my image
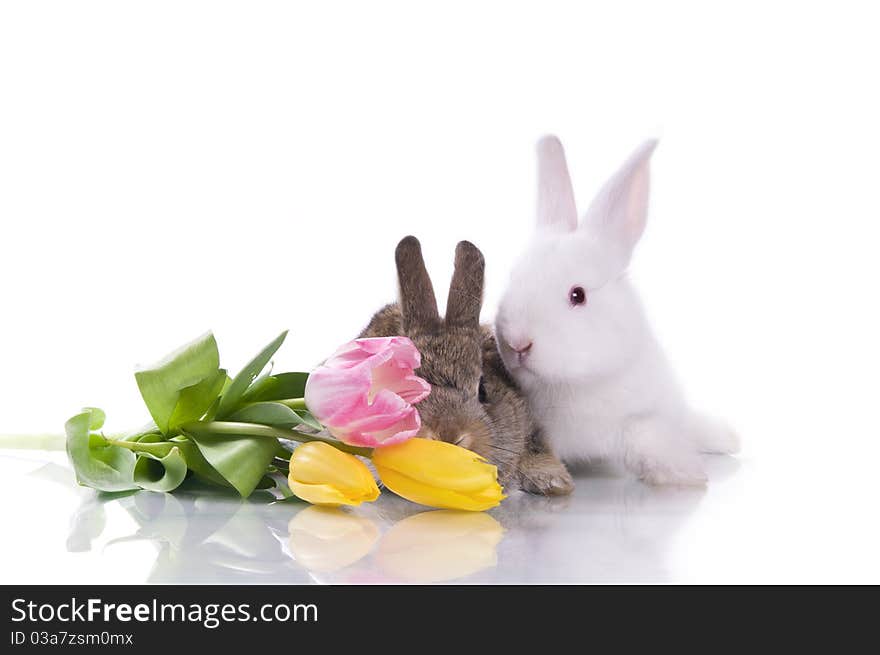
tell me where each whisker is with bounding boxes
[486,443,521,456]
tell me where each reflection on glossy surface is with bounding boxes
[69,465,706,583]
[0,452,754,583]
[104,491,305,583]
[67,464,707,583]
[288,507,380,573]
[285,507,504,583]
[376,511,504,583]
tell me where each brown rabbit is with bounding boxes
[360,236,573,496]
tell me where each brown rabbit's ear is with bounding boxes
[445,240,485,328]
[395,235,440,330]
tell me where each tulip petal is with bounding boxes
[288,442,380,506]
[295,455,378,497]
[288,480,351,506]
[304,365,372,425]
[328,391,422,447]
[289,480,378,507]
[353,405,421,446]
[376,467,504,512]
[356,336,421,370]
[324,336,420,371]
[372,438,500,493]
[370,361,431,404]
[306,336,430,448]
[331,413,420,448]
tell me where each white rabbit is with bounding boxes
[495,136,739,486]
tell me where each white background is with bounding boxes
[1,2,879,583]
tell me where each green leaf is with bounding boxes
[228,401,309,428]
[201,373,233,422]
[182,420,371,456]
[167,368,227,431]
[294,409,323,431]
[170,437,233,488]
[185,431,280,497]
[132,446,188,492]
[241,372,309,403]
[65,409,138,492]
[215,331,288,418]
[244,366,274,397]
[134,332,221,434]
[83,407,106,430]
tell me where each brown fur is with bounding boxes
[360,236,573,495]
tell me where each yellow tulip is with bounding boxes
[288,441,380,507]
[372,438,505,511]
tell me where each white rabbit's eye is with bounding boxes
[569,286,587,306]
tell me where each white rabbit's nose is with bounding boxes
[509,340,533,357]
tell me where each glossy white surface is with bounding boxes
[2,2,880,586]
[2,446,877,584]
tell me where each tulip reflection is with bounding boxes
[287,506,380,573]
[376,510,504,583]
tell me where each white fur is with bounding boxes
[496,136,739,485]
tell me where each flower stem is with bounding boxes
[278,398,307,411]
[179,421,373,458]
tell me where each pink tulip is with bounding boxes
[305,337,431,447]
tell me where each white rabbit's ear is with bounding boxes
[536,135,578,232]
[581,139,658,260]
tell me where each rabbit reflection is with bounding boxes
[484,459,738,583]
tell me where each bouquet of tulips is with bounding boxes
[62,331,504,512]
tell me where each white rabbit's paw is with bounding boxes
[624,441,707,486]
[637,457,708,486]
[690,414,741,455]
[624,419,709,486]
[519,453,575,496]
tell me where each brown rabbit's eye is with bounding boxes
[569,286,587,306]
[478,377,488,403]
